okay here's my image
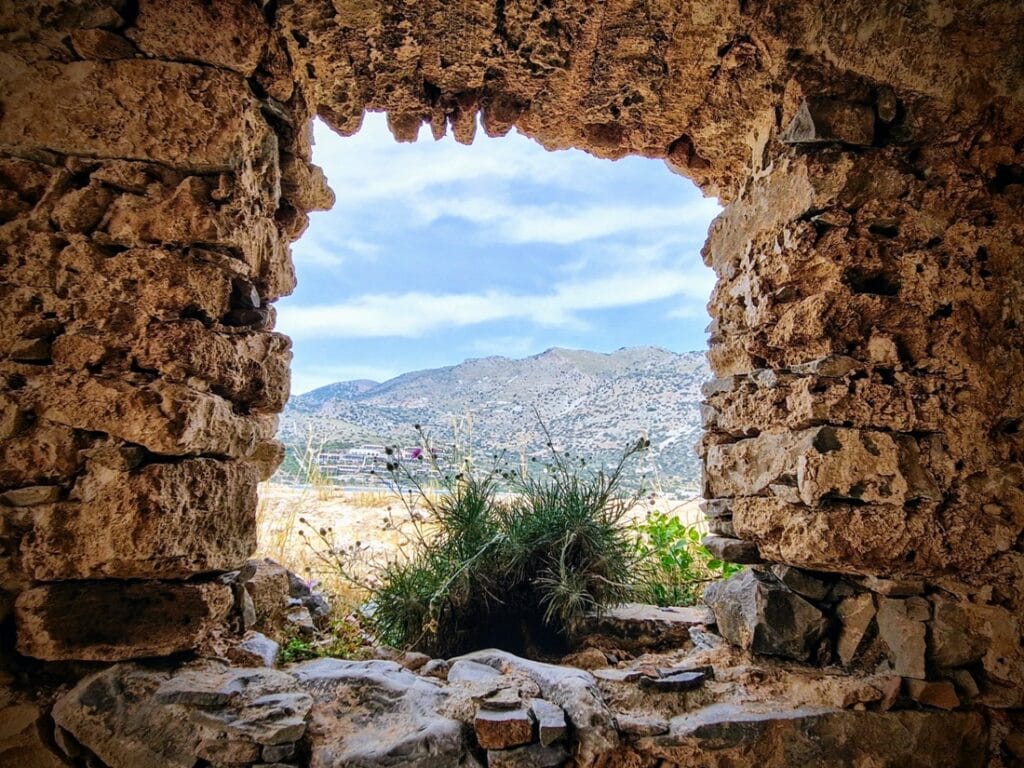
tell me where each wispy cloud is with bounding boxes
[277,266,711,340]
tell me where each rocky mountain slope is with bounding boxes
[278,347,710,492]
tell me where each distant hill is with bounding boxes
[277,346,711,493]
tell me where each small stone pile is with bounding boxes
[704,564,1018,711]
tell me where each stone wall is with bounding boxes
[1,0,1023,763]
[0,0,331,662]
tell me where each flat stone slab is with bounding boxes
[647,704,987,768]
[638,670,708,693]
[592,668,643,683]
[575,603,714,652]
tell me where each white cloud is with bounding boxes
[292,232,382,269]
[277,266,713,340]
[408,196,719,246]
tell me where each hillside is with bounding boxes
[277,346,710,493]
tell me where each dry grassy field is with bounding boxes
[255,483,703,607]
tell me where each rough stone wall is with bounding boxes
[0,0,1022,728]
[0,0,331,662]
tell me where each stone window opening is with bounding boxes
[0,2,1021,766]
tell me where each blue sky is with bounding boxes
[277,114,720,395]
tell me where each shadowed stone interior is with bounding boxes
[0,1,1021,765]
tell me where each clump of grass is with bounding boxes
[367,424,649,657]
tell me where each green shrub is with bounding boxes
[632,510,743,607]
[367,435,647,657]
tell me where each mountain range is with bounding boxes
[277,346,710,493]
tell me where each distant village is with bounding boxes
[275,442,698,496]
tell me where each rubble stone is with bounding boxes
[704,570,828,661]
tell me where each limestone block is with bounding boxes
[730,497,934,575]
[131,322,291,412]
[128,0,270,76]
[15,581,234,661]
[0,58,270,173]
[21,458,258,580]
[705,427,931,506]
[26,373,261,458]
[0,420,83,490]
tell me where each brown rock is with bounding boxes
[560,648,610,670]
[195,738,260,766]
[15,581,234,661]
[474,708,534,750]
[0,485,60,507]
[69,28,139,60]
[0,59,270,173]
[21,459,258,580]
[780,98,876,146]
[876,598,927,679]
[905,679,960,711]
[128,0,270,76]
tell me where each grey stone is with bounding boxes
[487,743,570,768]
[289,658,474,768]
[235,631,280,667]
[530,699,567,746]
[262,743,296,762]
[449,659,503,684]
[876,598,927,679]
[481,688,523,711]
[704,569,827,661]
[770,565,832,602]
[453,650,617,768]
[638,670,707,692]
[702,535,763,564]
[420,658,450,679]
[836,593,876,665]
[688,626,727,650]
[615,713,669,736]
[592,668,642,683]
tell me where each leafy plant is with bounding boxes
[632,510,742,607]
[278,615,367,664]
[366,424,649,657]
